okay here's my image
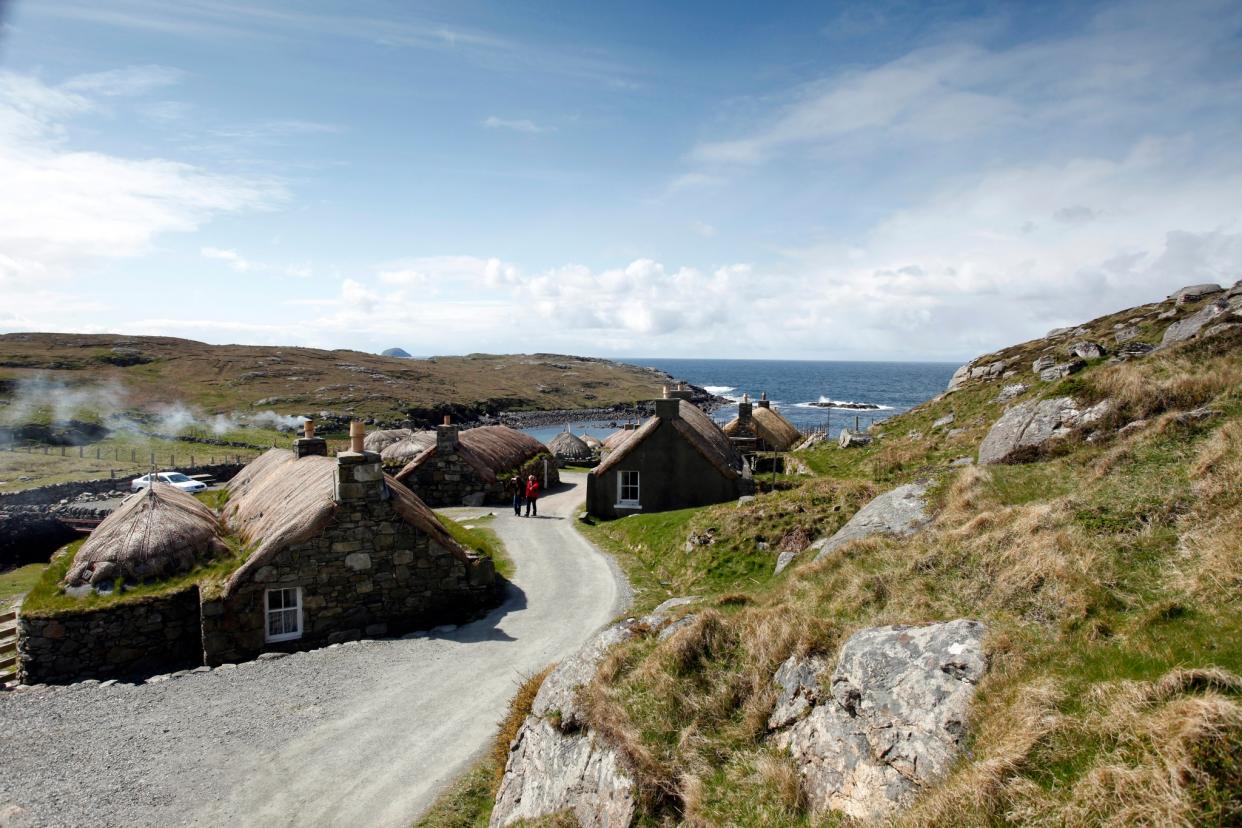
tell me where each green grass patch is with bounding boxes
[0,562,47,608]
[411,760,495,828]
[21,538,248,616]
[438,514,513,580]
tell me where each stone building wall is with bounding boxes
[405,445,560,507]
[201,453,497,664]
[17,586,203,684]
[0,463,243,508]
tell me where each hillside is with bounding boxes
[0,333,672,425]
[431,283,1242,827]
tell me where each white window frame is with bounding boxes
[616,470,641,508]
[264,586,303,643]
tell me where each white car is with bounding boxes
[130,472,208,494]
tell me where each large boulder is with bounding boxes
[1160,300,1228,348]
[492,598,698,828]
[1170,283,1222,304]
[773,483,929,574]
[978,397,1083,464]
[774,620,989,823]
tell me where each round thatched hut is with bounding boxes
[581,433,603,451]
[722,394,803,452]
[380,430,437,466]
[364,428,413,454]
[548,430,594,467]
[64,484,225,588]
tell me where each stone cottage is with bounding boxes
[586,397,750,519]
[722,392,803,453]
[17,423,499,682]
[394,423,557,506]
[201,433,496,663]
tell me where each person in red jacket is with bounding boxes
[524,474,540,517]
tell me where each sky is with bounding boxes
[1,0,1240,362]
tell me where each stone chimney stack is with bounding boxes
[436,416,460,452]
[294,418,328,458]
[757,392,771,409]
[335,421,384,503]
[667,382,693,401]
[654,397,681,420]
[738,393,753,427]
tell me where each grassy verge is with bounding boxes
[21,539,248,616]
[438,514,513,580]
[0,562,47,609]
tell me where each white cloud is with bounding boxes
[199,246,313,278]
[377,255,519,288]
[692,221,717,238]
[483,116,552,134]
[200,246,252,271]
[0,68,281,287]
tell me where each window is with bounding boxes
[617,470,640,507]
[265,587,303,643]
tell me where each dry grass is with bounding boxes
[1087,351,1242,424]
[1178,420,1242,600]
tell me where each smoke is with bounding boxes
[0,375,309,436]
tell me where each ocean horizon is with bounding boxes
[520,357,958,445]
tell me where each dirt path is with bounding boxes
[0,473,628,828]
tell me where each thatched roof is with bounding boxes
[581,433,604,449]
[364,428,413,453]
[595,401,742,479]
[602,427,638,452]
[548,430,593,463]
[722,405,803,451]
[222,448,470,592]
[380,430,436,465]
[395,425,550,485]
[65,484,224,587]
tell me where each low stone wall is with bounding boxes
[0,463,244,508]
[17,586,204,684]
[0,510,79,567]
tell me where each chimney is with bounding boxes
[654,397,681,420]
[738,394,753,427]
[293,418,327,458]
[757,392,770,409]
[662,384,670,399]
[335,421,385,503]
[436,415,460,451]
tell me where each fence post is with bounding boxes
[60,446,66,456]
[190,454,195,467]
[78,446,83,458]
[131,449,136,462]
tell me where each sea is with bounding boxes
[520,358,960,445]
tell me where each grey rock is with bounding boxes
[1046,325,1075,338]
[1114,324,1141,343]
[805,483,929,566]
[1117,419,1148,436]
[1039,359,1085,381]
[837,429,872,449]
[996,383,1028,402]
[1070,341,1104,360]
[1170,283,1222,304]
[1202,322,1240,340]
[950,456,974,467]
[191,666,212,674]
[768,654,829,730]
[777,620,988,822]
[932,414,955,429]
[1115,342,1154,360]
[257,652,288,661]
[946,363,971,392]
[1031,354,1057,374]
[656,614,698,641]
[532,623,636,730]
[343,552,371,571]
[978,397,1081,464]
[1160,300,1228,348]
[490,717,634,828]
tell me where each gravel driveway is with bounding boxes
[0,473,628,828]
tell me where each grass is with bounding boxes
[557,305,1242,826]
[21,538,249,616]
[437,514,513,580]
[0,562,47,609]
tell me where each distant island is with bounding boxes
[381,347,412,358]
[807,400,882,410]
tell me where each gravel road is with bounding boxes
[0,473,628,828]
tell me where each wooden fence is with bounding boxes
[1,443,249,470]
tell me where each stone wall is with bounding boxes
[406,448,559,507]
[0,510,79,567]
[201,455,497,664]
[0,463,243,508]
[17,586,203,684]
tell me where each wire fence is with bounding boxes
[0,443,250,469]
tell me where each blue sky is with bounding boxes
[1,0,1240,361]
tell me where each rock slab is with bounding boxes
[773,483,928,573]
[775,619,988,822]
[978,397,1089,464]
[1160,300,1228,348]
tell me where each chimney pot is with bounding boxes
[303,419,315,439]
[443,414,452,426]
[349,420,365,453]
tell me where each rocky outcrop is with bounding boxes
[977,397,1111,464]
[1069,341,1104,360]
[946,359,1006,392]
[773,620,989,823]
[837,429,872,449]
[1159,299,1229,348]
[491,598,698,828]
[772,483,928,575]
[1170,283,1222,304]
